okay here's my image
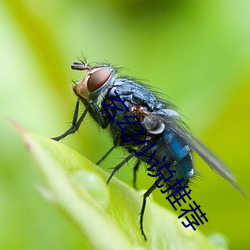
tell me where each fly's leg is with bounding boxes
[107,151,135,184]
[106,143,149,184]
[89,100,107,129]
[133,160,141,189]
[52,99,89,141]
[103,150,141,187]
[140,183,157,240]
[104,143,154,184]
[96,145,116,165]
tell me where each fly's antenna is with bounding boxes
[71,61,89,71]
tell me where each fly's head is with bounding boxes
[72,61,116,102]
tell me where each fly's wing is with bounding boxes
[151,110,248,199]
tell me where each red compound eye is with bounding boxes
[87,68,111,92]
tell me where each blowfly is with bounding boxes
[52,60,246,239]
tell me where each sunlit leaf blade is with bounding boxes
[19,128,226,250]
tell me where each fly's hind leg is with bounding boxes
[133,160,141,189]
[140,183,157,240]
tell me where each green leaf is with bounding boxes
[19,128,226,250]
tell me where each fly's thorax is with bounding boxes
[141,116,165,134]
[134,108,180,135]
[73,64,117,103]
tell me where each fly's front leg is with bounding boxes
[88,100,108,129]
[52,99,89,141]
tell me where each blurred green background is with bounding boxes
[1,0,250,249]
